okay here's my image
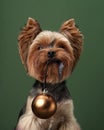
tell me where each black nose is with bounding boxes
[48,51,55,58]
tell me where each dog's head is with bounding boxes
[18,18,83,83]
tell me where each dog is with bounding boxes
[15,17,83,130]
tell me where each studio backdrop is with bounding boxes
[0,0,104,130]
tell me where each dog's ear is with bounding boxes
[18,17,42,70]
[59,19,83,68]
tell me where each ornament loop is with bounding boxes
[42,89,48,94]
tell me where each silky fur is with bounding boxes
[27,31,74,83]
[16,98,80,130]
[18,18,83,83]
[16,17,83,130]
[16,81,80,130]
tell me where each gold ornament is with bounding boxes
[32,93,57,119]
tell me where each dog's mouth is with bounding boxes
[45,59,64,79]
[48,58,61,64]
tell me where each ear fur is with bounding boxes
[18,17,42,70]
[59,19,83,68]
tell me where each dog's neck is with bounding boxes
[31,80,72,102]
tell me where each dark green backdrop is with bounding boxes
[0,0,104,130]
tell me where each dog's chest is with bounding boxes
[16,82,72,130]
[16,96,57,130]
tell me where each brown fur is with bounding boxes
[16,18,83,130]
[60,19,83,69]
[18,18,83,81]
[18,18,41,70]
[27,31,74,83]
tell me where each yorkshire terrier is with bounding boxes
[15,17,83,130]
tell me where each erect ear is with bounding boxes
[18,17,42,70]
[59,19,83,68]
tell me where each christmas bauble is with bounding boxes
[32,93,57,119]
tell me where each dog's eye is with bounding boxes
[37,46,43,50]
[58,45,65,49]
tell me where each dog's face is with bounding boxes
[18,18,83,83]
[27,31,74,83]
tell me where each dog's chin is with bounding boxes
[45,59,64,81]
[37,62,68,83]
[45,60,67,83]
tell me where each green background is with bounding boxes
[0,0,104,130]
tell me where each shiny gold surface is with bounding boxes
[32,93,57,119]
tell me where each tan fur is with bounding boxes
[60,19,83,68]
[17,18,83,130]
[18,18,83,83]
[18,18,41,70]
[16,96,80,130]
[27,31,74,83]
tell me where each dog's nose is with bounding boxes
[48,51,55,58]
